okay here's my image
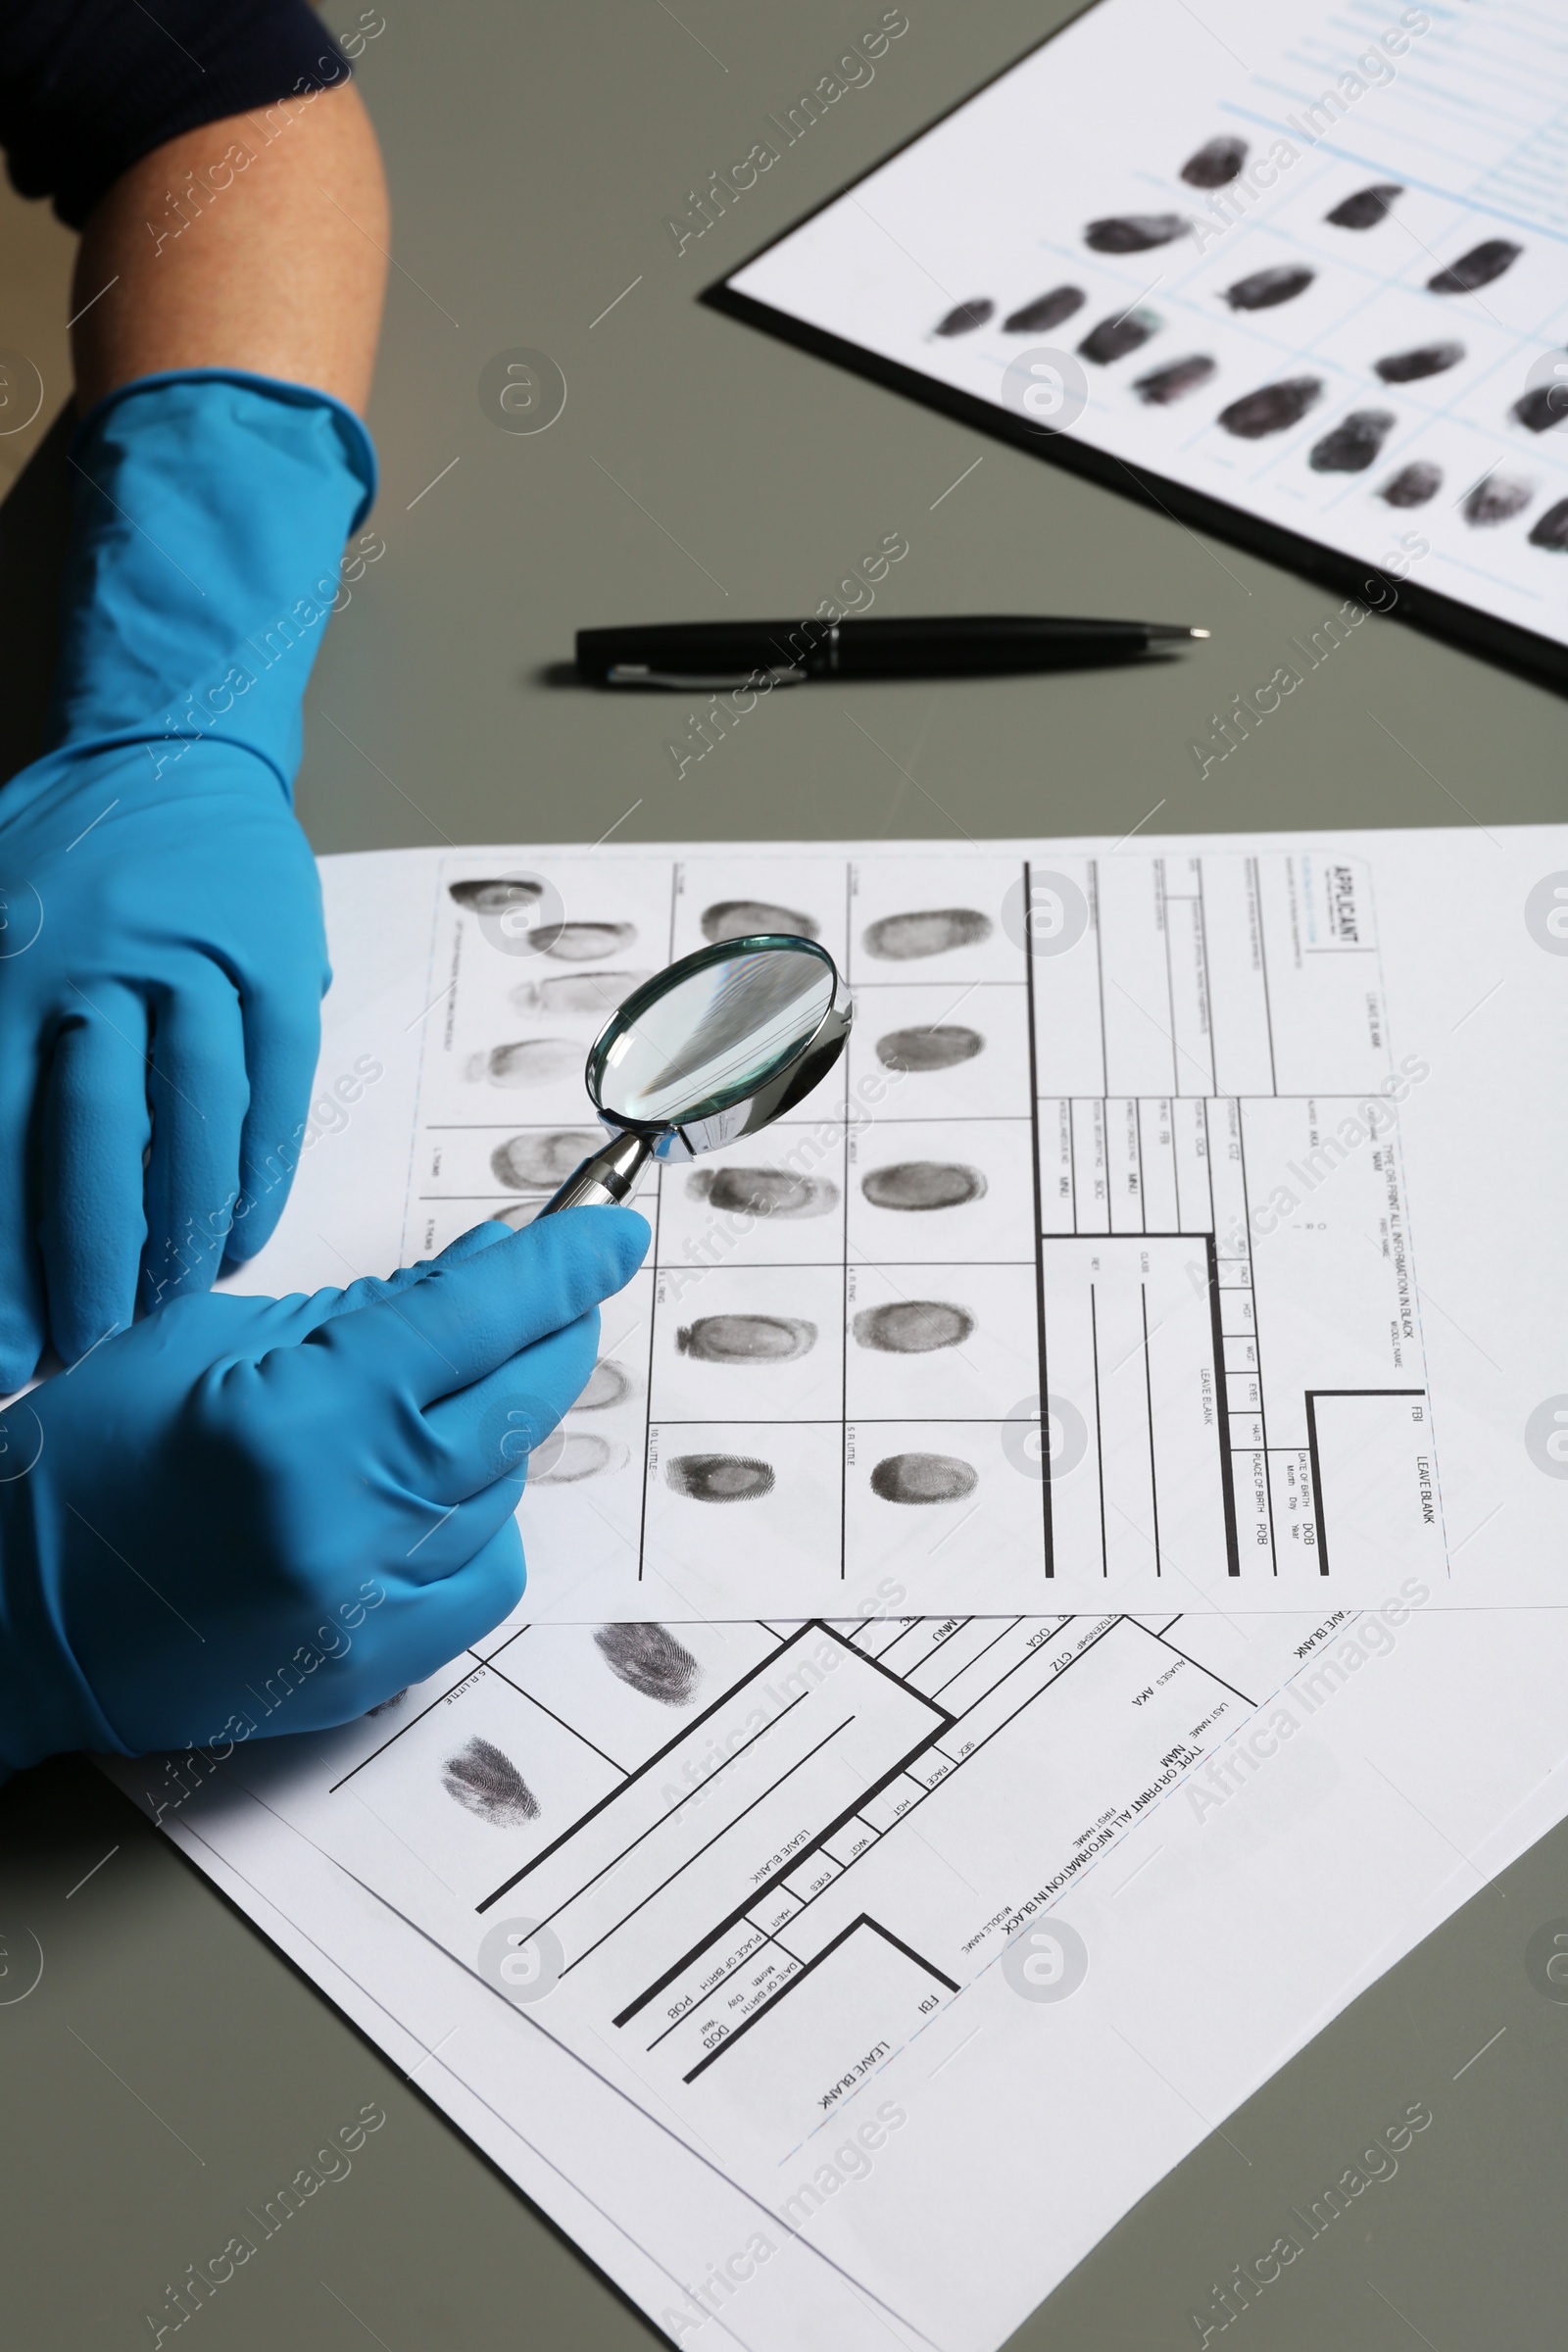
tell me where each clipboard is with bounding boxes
[706,0,1568,690]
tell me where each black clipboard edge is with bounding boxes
[703,275,1568,698]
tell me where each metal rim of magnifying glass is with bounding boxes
[586,932,849,1154]
[532,934,852,1216]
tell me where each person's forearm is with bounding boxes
[70,78,388,416]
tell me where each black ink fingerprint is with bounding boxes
[1181,134,1248,189]
[861,908,993,961]
[492,1130,602,1190]
[511,970,650,1015]
[449,878,542,914]
[532,1432,626,1483]
[875,1025,983,1073]
[1374,341,1464,384]
[701,899,819,944]
[676,1315,817,1363]
[1217,377,1324,439]
[1079,308,1161,367]
[870,1452,978,1505]
[1379,461,1443,508]
[594,1622,702,1706]
[1308,409,1396,473]
[1428,240,1522,295]
[368,1688,409,1716]
[1084,213,1188,254]
[1325,183,1401,229]
[1512,376,1568,433]
[481,1039,580,1087]
[935,299,994,336]
[853,1300,975,1354]
[1133,355,1216,406]
[665,1453,776,1502]
[543,921,638,962]
[686,1167,839,1218]
[861,1162,987,1212]
[1223,264,1315,312]
[577,1357,632,1409]
[1463,472,1533,526]
[1003,286,1086,334]
[1529,498,1568,550]
[442,1736,539,1828]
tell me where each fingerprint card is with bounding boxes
[724,0,1568,667]
[384,839,1489,1619]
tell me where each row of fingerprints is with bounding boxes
[930,132,1568,550]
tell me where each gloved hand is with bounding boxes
[0,1206,649,1771]
[0,368,378,1389]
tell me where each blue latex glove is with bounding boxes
[0,368,377,1388]
[0,1207,649,1772]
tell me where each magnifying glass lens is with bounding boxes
[600,948,834,1125]
[534,933,850,1217]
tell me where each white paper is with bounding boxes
[726,0,1568,657]
[141,1786,920,2351]
[236,830,1568,1616]
[110,1587,1568,2352]
[122,824,1568,2352]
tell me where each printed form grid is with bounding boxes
[402,851,1446,1614]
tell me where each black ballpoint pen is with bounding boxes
[575,613,1208,688]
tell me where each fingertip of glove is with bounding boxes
[220,1209,278,1270]
[468,1218,516,1252]
[547,1202,651,1287]
[0,1348,40,1396]
[440,1219,514,1265]
[494,1202,649,1273]
[598,1203,652,1264]
[0,1322,44,1393]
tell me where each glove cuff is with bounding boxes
[44,368,379,796]
[71,369,378,535]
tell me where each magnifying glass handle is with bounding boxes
[537,1131,654,1216]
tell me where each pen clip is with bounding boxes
[604,663,809,690]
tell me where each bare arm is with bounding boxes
[70,77,388,416]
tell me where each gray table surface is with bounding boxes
[3,2,1567,2343]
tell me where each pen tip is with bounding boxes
[1188,626,1211,640]
[1144,623,1210,643]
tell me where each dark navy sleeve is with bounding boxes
[0,0,352,228]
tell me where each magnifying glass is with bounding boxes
[536,934,852,1214]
